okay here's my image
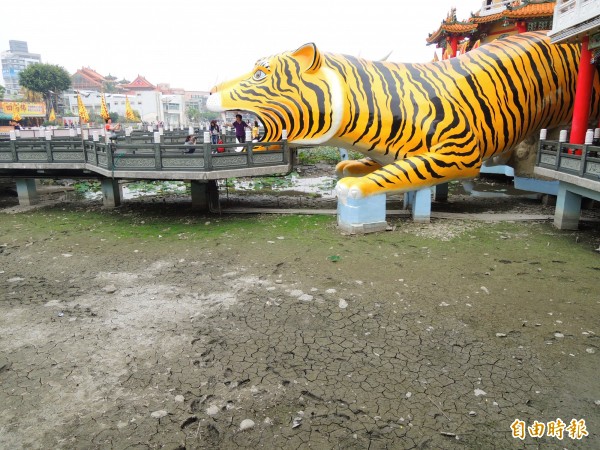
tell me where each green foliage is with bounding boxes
[19,64,71,98]
[297,146,362,164]
[0,84,4,100]
[186,106,200,122]
[19,63,71,117]
[73,181,101,193]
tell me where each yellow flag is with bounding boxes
[49,108,56,122]
[77,94,89,124]
[12,106,21,122]
[100,94,110,121]
[125,96,136,121]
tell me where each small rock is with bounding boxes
[439,302,449,307]
[298,294,313,302]
[102,284,117,294]
[206,405,219,416]
[405,392,412,398]
[594,400,600,406]
[480,286,489,294]
[7,277,24,283]
[240,419,255,431]
[151,410,168,419]
[292,417,302,428]
[474,389,487,397]
[264,417,273,425]
[586,348,596,354]
[339,299,348,309]
[496,333,507,338]
[469,411,477,416]
[554,332,564,338]
[174,395,184,402]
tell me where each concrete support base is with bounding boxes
[337,193,388,234]
[554,184,582,230]
[101,178,121,208]
[16,178,39,206]
[434,183,448,202]
[403,188,432,223]
[191,180,219,211]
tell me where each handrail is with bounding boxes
[0,137,291,177]
[536,139,600,180]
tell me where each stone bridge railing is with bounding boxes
[0,136,291,179]
[536,139,600,180]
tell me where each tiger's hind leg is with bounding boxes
[336,151,482,199]
[335,158,382,178]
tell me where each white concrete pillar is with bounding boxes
[101,179,121,208]
[15,179,39,206]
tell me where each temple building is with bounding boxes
[427,1,556,58]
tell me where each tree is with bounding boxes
[0,85,5,100]
[19,63,71,117]
[186,105,200,122]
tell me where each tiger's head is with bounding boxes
[207,43,342,145]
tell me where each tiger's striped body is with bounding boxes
[207,32,600,199]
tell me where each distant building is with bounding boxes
[71,67,107,91]
[1,40,42,98]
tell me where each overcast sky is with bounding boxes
[1,0,484,92]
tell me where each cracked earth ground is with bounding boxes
[0,189,599,449]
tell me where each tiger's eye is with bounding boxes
[253,70,266,81]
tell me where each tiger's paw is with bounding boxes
[335,177,369,200]
[335,159,382,178]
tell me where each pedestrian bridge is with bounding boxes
[0,129,293,209]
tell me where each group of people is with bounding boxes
[182,115,260,154]
[210,115,260,144]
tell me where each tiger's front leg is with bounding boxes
[336,151,483,199]
[335,157,382,178]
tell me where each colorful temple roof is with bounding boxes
[427,1,556,46]
[120,75,156,91]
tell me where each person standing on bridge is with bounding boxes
[231,114,249,143]
[209,120,220,144]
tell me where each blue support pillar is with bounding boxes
[337,193,388,234]
[403,188,432,223]
[554,184,582,230]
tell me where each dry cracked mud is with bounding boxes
[1,177,599,449]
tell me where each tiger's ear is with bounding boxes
[291,43,322,74]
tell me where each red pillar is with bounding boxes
[450,36,458,58]
[571,36,594,146]
[516,21,527,33]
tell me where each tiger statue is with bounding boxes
[207,31,600,200]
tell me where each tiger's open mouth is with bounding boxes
[228,109,266,142]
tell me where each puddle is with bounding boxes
[458,180,540,199]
